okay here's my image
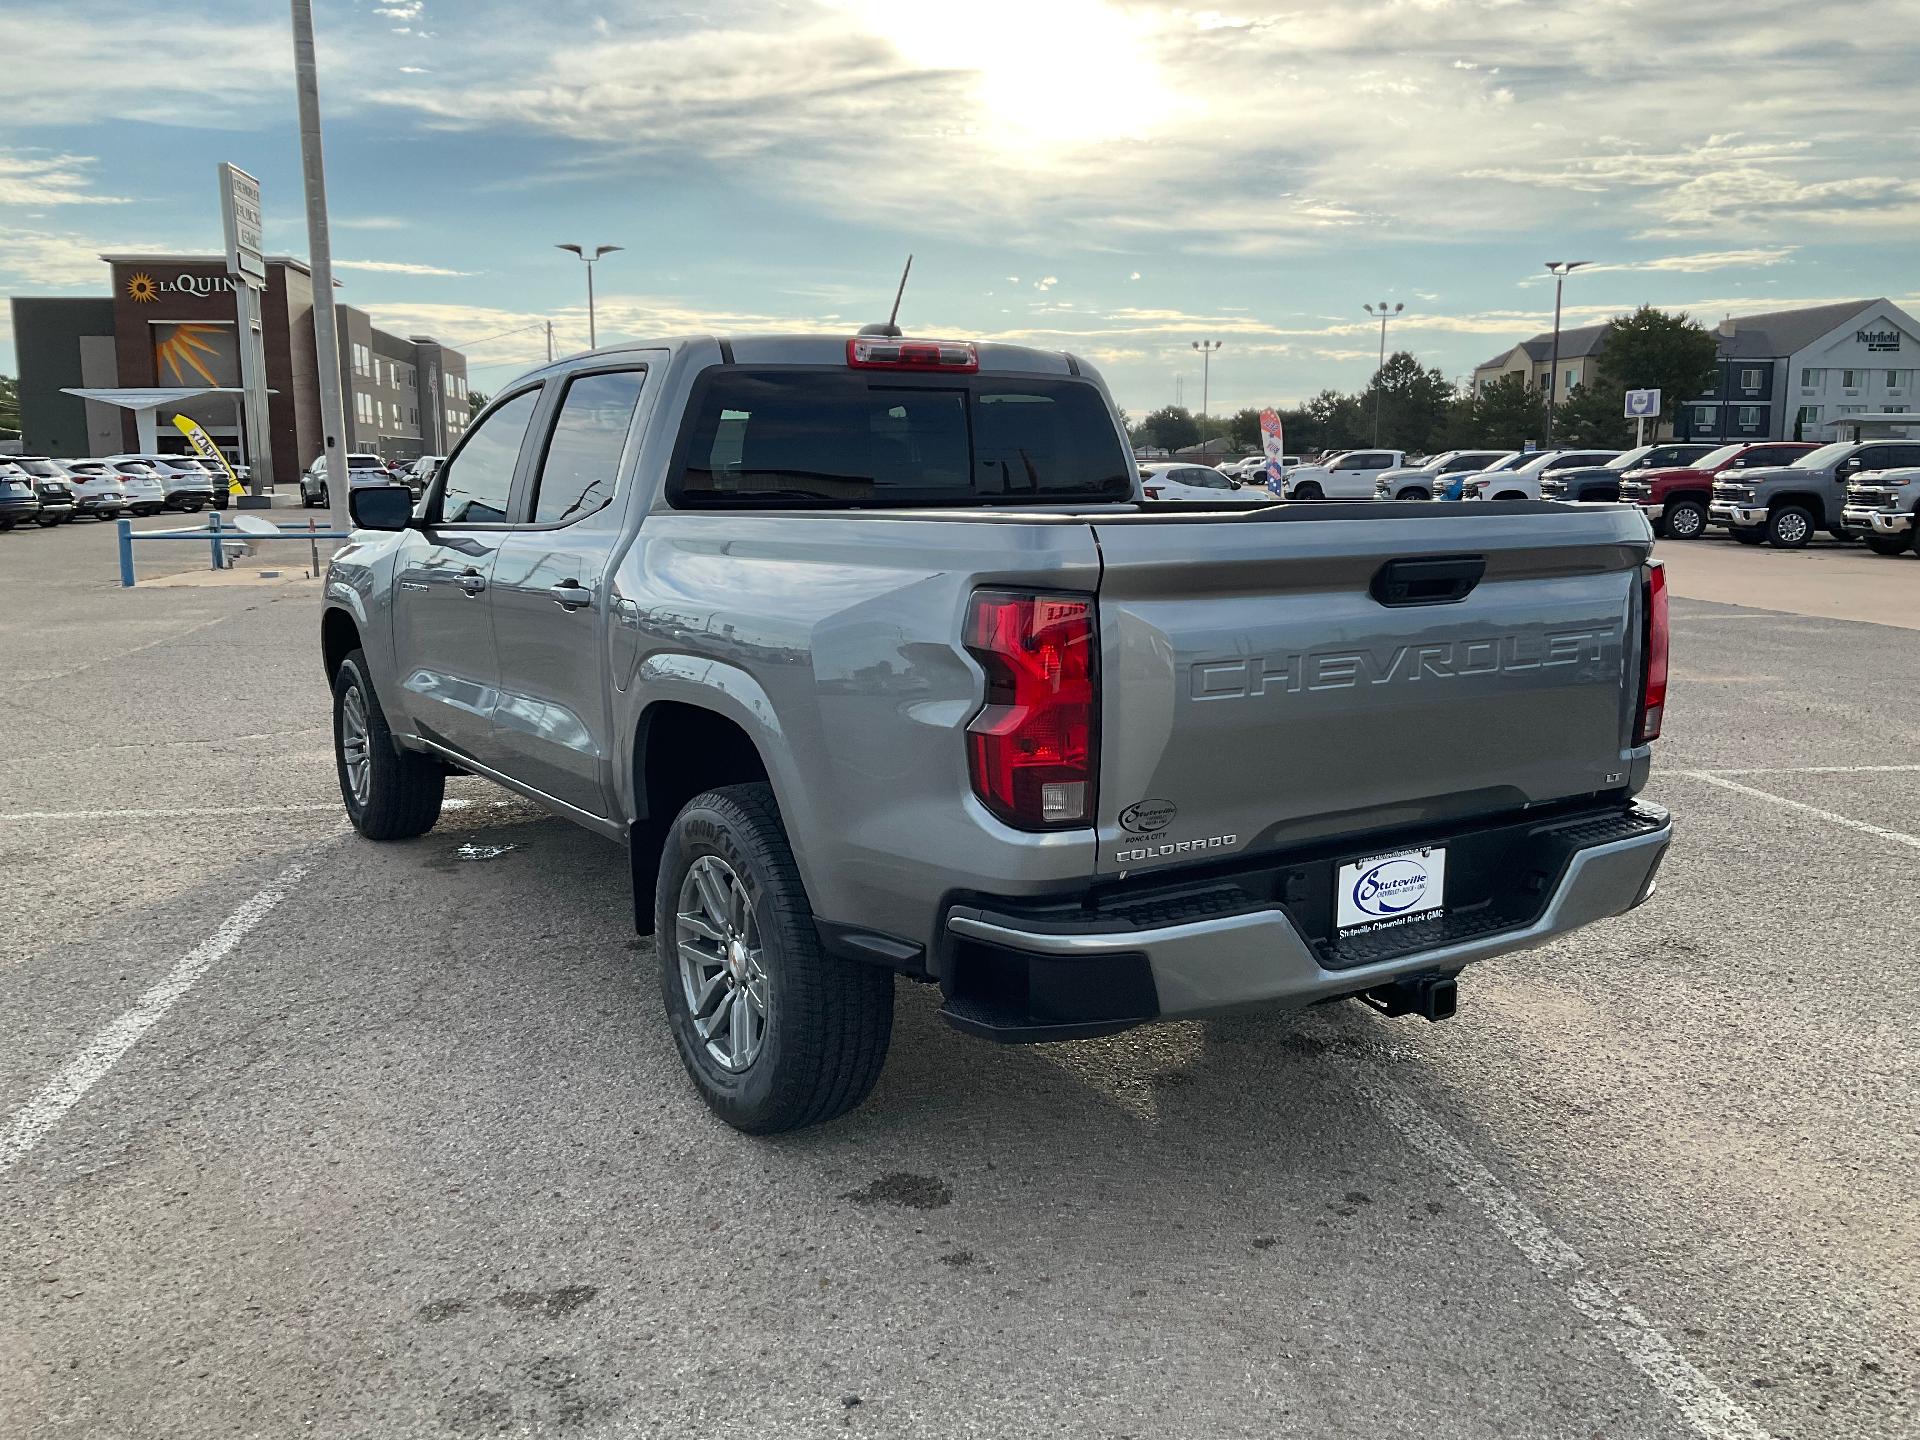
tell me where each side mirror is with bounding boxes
[349,483,415,532]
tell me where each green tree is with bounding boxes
[0,374,19,437]
[1304,389,1368,452]
[1469,374,1548,450]
[467,390,489,415]
[1359,351,1453,453]
[1141,405,1200,452]
[1552,377,1631,447]
[1592,306,1719,436]
[1228,407,1264,451]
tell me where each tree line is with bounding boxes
[1128,306,1722,457]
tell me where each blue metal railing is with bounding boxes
[116,514,351,587]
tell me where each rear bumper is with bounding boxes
[939,801,1671,1040]
[1842,506,1911,535]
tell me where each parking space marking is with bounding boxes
[1687,764,1920,777]
[0,862,308,1174]
[1332,1053,1772,1440]
[1674,771,1920,852]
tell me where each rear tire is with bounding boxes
[1766,505,1814,549]
[1865,532,1912,556]
[331,649,444,840]
[655,782,893,1134]
[1664,500,1708,540]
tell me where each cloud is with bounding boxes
[335,259,478,276]
[0,226,173,287]
[0,150,128,207]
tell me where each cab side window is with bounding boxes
[438,389,540,524]
[531,369,647,524]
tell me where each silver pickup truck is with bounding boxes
[320,332,1673,1133]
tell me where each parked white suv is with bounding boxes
[1140,462,1245,501]
[302,453,396,508]
[1461,449,1619,502]
[1281,449,1407,500]
[1373,450,1517,501]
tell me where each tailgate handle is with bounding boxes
[1371,555,1486,607]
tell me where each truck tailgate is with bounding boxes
[1090,505,1652,875]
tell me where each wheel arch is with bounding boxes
[621,660,814,934]
[320,605,363,682]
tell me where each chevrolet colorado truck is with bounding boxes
[1617,441,1816,539]
[320,332,1674,1133]
[1709,438,1920,547]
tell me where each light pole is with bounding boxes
[1191,340,1222,454]
[556,243,623,350]
[289,0,351,540]
[1543,260,1589,444]
[1362,301,1404,446]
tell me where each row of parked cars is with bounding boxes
[1147,437,1920,556]
[0,454,237,532]
[298,452,442,507]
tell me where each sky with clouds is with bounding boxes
[2,0,1918,416]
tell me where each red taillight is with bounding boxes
[846,336,979,372]
[964,590,1097,829]
[1636,561,1668,743]
[1142,485,1163,499]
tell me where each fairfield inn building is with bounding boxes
[1472,298,1920,442]
[10,255,469,488]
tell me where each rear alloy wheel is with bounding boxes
[1864,532,1913,556]
[656,782,893,1134]
[1766,505,1814,549]
[1664,500,1708,540]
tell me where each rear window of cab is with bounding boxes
[670,368,1132,508]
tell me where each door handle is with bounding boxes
[549,580,595,610]
[456,569,488,596]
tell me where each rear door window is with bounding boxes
[674,369,1130,507]
[530,369,647,523]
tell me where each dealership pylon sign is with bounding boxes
[219,163,272,493]
[219,164,266,287]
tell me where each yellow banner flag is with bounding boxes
[171,414,244,495]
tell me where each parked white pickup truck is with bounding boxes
[1281,449,1407,500]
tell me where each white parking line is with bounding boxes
[1687,763,1920,777]
[1674,771,1920,852]
[1332,1054,1772,1440]
[0,862,308,1174]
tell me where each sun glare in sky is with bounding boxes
[837,0,1183,149]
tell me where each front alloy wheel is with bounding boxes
[1767,505,1814,548]
[1664,500,1707,539]
[676,855,770,1072]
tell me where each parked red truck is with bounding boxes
[1618,440,1818,539]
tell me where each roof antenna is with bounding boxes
[858,254,913,337]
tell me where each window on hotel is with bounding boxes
[1842,370,1860,390]
[1890,370,1904,389]
[1797,406,1820,427]
[1800,368,1818,388]
[1737,406,1760,428]
[1740,369,1762,391]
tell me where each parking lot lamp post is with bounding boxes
[556,244,623,350]
[1362,302,1404,446]
[1191,340,1222,455]
[1543,261,1589,444]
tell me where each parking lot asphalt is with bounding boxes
[2,516,1915,1439]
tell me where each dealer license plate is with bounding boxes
[1335,846,1447,935]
